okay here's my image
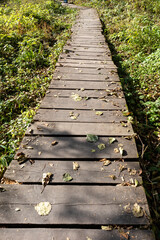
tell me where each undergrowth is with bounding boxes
[75,0,160,238]
[0,0,77,176]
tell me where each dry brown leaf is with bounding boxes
[123,203,131,213]
[73,162,80,171]
[103,160,111,166]
[99,158,107,162]
[114,148,119,153]
[132,203,144,217]
[119,230,129,239]
[101,225,113,231]
[51,141,58,146]
[109,175,116,180]
[1,177,19,185]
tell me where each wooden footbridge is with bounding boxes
[0,6,155,240]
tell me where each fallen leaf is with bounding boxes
[95,111,103,116]
[119,164,126,174]
[114,148,119,153]
[119,230,129,239]
[84,96,90,100]
[103,160,111,166]
[109,175,116,180]
[51,141,58,146]
[98,143,106,150]
[38,151,42,155]
[23,145,33,149]
[81,88,85,91]
[128,116,133,124]
[132,203,144,217]
[124,136,132,140]
[91,149,96,152]
[130,169,137,175]
[121,122,128,127]
[99,158,107,162]
[122,110,131,116]
[109,137,116,144]
[101,225,113,231]
[123,203,131,213]
[86,237,92,240]
[73,162,79,171]
[69,112,79,120]
[16,152,28,164]
[41,172,53,193]
[15,208,21,212]
[37,127,43,131]
[135,179,139,187]
[1,177,19,185]
[29,159,35,165]
[28,129,33,134]
[86,134,98,143]
[71,93,82,101]
[119,147,124,156]
[63,173,73,182]
[35,202,52,216]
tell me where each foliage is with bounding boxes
[0,0,77,176]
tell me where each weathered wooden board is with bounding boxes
[0,185,148,224]
[25,122,134,136]
[18,136,138,159]
[53,73,119,82]
[59,53,111,61]
[40,97,126,110]
[58,59,114,65]
[5,160,141,184]
[67,43,107,49]
[63,47,110,53]
[45,89,124,98]
[56,62,116,69]
[55,67,117,75]
[49,80,121,89]
[34,109,127,122]
[0,229,155,240]
[63,48,109,55]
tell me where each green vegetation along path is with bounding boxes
[0,7,155,239]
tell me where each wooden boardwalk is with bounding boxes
[0,7,154,239]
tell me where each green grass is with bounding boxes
[74,0,160,237]
[0,0,77,176]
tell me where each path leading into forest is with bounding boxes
[0,6,154,240]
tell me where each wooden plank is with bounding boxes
[56,62,116,69]
[17,136,138,159]
[59,54,111,61]
[25,122,134,136]
[45,89,124,98]
[53,73,119,82]
[68,43,107,48]
[49,80,121,89]
[0,229,155,240]
[63,47,110,53]
[55,67,117,75]
[5,160,142,184]
[34,109,127,123]
[0,185,149,225]
[62,50,110,57]
[58,59,114,65]
[40,98,127,110]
